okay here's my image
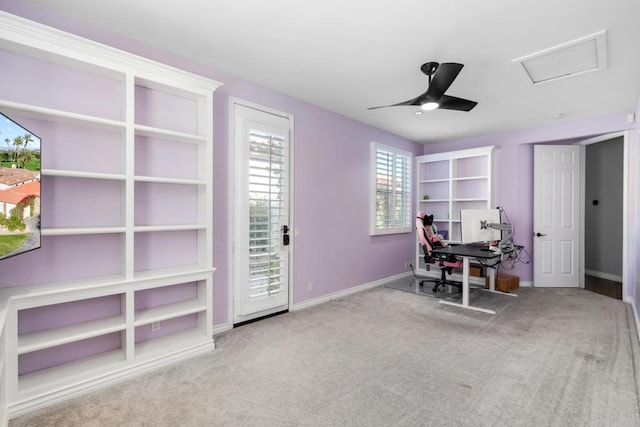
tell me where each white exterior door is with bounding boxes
[233,103,291,324]
[533,145,581,287]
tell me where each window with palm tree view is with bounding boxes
[0,112,41,260]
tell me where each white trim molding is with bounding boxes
[624,297,640,343]
[292,272,412,312]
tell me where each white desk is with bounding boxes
[431,244,516,314]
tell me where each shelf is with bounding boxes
[18,349,126,394]
[134,329,210,361]
[134,299,206,326]
[452,175,488,181]
[419,199,449,203]
[452,198,489,202]
[41,226,126,236]
[18,316,126,355]
[432,218,454,223]
[134,175,206,186]
[134,124,206,144]
[419,178,450,184]
[0,100,125,131]
[134,224,206,233]
[41,169,126,181]
[133,266,215,282]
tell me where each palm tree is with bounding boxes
[12,136,23,166]
[19,150,34,170]
[3,138,9,167]
[20,133,33,169]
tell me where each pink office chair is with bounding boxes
[416,212,463,293]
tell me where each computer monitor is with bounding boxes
[460,209,502,243]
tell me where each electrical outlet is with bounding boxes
[307,282,313,293]
[151,321,160,332]
[405,260,414,270]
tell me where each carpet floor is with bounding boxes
[9,281,640,426]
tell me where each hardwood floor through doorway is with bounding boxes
[584,274,622,300]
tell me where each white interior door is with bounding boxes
[533,145,581,287]
[233,103,291,324]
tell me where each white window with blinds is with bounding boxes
[370,142,412,235]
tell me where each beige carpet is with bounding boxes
[10,282,640,426]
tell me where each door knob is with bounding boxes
[535,232,547,237]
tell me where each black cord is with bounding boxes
[409,262,419,279]
[494,206,531,268]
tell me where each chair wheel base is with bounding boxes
[419,279,462,296]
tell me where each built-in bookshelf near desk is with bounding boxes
[0,11,221,419]
[415,146,496,273]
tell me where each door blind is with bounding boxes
[248,130,287,299]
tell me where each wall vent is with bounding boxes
[513,30,607,85]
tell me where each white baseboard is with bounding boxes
[212,323,231,336]
[214,272,413,332]
[624,296,640,343]
[292,272,413,312]
[585,269,623,283]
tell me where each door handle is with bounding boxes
[281,225,290,246]
[535,232,547,237]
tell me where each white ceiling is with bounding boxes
[24,0,640,144]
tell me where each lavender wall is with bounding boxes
[423,112,638,293]
[0,1,422,328]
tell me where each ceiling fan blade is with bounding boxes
[367,96,422,110]
[438,95,478,111]
[425,63,464,101]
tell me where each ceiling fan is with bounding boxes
[368,62,478,112]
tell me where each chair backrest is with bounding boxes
[417,212,460,268]
[416,211,435,257]
[416,211,447,249]
[416,212,430,246]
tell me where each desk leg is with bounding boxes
[462,257,470,306]
[439,256,496,314]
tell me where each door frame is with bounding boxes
[227,97,295,328]
[578,131,629,297]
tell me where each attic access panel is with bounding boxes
[513,30,607,85]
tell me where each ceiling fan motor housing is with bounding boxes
[421,62,440,76]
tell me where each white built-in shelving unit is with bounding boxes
[0,11,221,419]
[415,146,496,271]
